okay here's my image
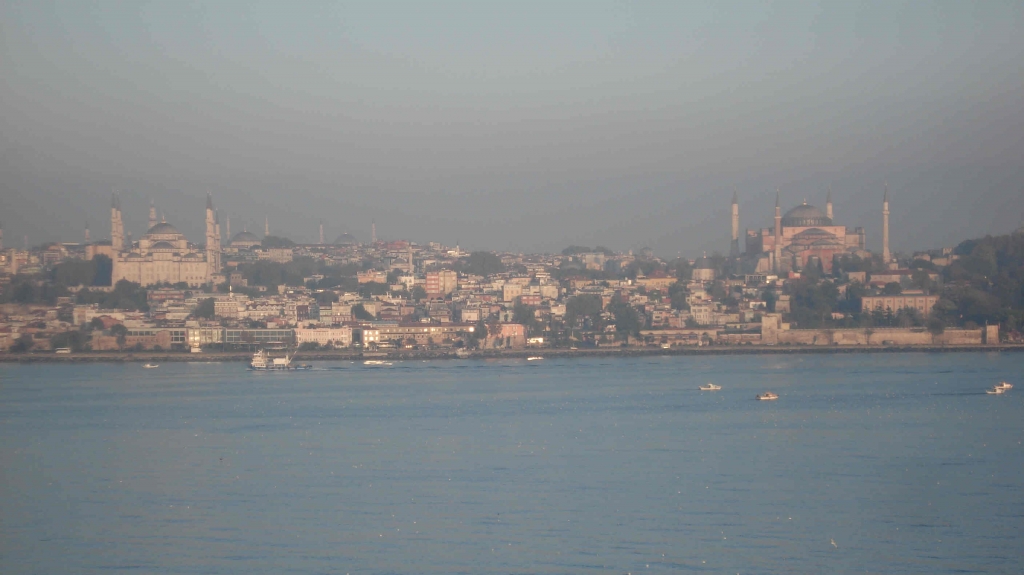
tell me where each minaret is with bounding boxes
[882,184,890,263]
[773,189,782,273]
[408,244,414,274]
[264,216,269,237]
[215,209,222,248]
[110,193,124,251]
[206,194,220,280]
[148,199,157,230]
[730,191,740,257]
[226,216,231,242]
[0,221,3,250]
[319,220,324,245]
[84,222,90,243]
[371,220,377,244]
[825,187,833,220]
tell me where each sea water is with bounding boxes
[1,352,1021,574]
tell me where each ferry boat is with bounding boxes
[986,386,1006,395]
[364,360,393,366]
[756,392,779,401]
[143,363,159,369]
[995,382,1013,391]
[249,347,309,368]
[698,383,721,391]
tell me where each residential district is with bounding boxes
[2,189,1023,358]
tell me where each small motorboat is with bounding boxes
[986,387,1006,395]
[756,392,779,401]
[995,382,1013,390]
[527,356,544,361]
[698,383,722,391]
[143,363,159,369]
[364,360,393,366]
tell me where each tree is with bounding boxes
[52,259,97,286]
[352,304,374,320]
[298,342,320,351]
[110,324,128,350]
[882,282,903,295]
[51,330,86,352]
[411,285,427,301]
[667,258,693,281]
[561,245,592,255]
[358,282,390,298]
[10,333,34,352]
[911,269,934,293]
[92,255,113,286]
[564,294,604,328]
[261,235,296,248]
[608,301,641,338]
[459,252,505,276]
[193,297,215,319]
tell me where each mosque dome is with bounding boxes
[150,241,176,250]
[146,222,181,236]
[334,232,359,246]
[231,231,261,245]
[694,256,715,269]
[782,203,832,227]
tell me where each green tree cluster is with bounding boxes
[76,280,150,311]
[457,252,505,276]
[261,236,296,248]
[934,232,1024,332]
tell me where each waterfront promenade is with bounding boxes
[2,343,1021,363]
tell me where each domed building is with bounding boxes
[230,230,262,249]
[691,254,717,281]
[110,195,222,287]
[741,191,869,274]
[334,232,359,246]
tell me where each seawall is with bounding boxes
[2,344,1022,364]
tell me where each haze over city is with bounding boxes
[2,1,1023,255]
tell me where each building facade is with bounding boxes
[110,195,222,287]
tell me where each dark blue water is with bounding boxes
[2,353,1022,574]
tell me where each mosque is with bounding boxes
[731,188,891,274]
[109,195,222,287]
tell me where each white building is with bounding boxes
[294,327,353,347]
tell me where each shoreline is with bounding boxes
[2,344,1022,364]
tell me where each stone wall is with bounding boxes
[760,314,986,346]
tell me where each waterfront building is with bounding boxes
[861,294,939,317]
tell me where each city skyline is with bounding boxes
[3,1,1023,254]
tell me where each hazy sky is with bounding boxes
[2,1,1023,256]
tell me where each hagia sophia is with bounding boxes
[732,188,891,274]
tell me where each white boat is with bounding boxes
[250,349,293,371]
[364,360,393,366]
[527,356,544,361]
[756,392,779,401]
[995,382,1013,390]
[986,386,1006,395]
[698,383,721,391]
[142,363,159,369]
